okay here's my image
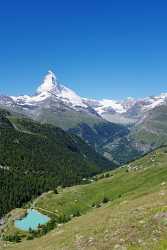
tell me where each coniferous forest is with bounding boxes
[0,109,114,218]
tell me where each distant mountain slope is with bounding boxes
[84,93,167,124]
[129,105,167,152]
[1,70,167,164]
[0,108,114,218]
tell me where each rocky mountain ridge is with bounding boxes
[1,70,167,125]
[1,70,167,164]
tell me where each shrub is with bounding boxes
[27,235,34,240]
[54,188,58,194]
[3,234,21,243]
[73,209,81,217]
[92,202,96,207]
[102,196,110,203]
[95,202,101,208]
[58,214,71,223]
[28,218,57,239]
[99,174,105,179]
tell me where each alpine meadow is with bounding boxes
[1,1,167,250]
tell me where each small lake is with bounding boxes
[15,209,50,231]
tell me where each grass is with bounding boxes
[2,147,167,249]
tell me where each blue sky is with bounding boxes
[0,0,167,100]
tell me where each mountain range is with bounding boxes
[2,70,167,249]
[1,70,167,163]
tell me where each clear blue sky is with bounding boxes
[0,0,167,100]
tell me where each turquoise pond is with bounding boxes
[15,209,50,231]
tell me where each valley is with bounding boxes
[1,2,167,249]
[0,108,113,218]
[1,72,167,249]
[2,147,167,249]
[2,71,167,164]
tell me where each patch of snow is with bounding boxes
[141,94,167,111]
[99,99,126,113]
[37,70,57,94]
[55,85,87,107]
[11,92,50,105]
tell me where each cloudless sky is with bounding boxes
[0,0,167,100]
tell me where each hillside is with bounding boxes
[129,105,167,153]
[0,71,138,164]
[0,108,114,218]
[2,146,167,249]
[108,104,167,163]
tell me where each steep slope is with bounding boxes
[0,71,101,131]
[3,146,167,250]
[0,71,129,163]
[129,104,167,152]
[108,103,167,164]
[9,70,99,120]
[0,108,114,218]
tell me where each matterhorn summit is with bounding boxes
[1,69,167,125]
[9,70,88,110]
[36,70,59,94]
[36,70,87,108]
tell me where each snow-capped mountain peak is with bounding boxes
[36,70,58,94]
[3,70,167,125]
[9,70,88,110]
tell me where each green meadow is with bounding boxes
[2,147,167,249]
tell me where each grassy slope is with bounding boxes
[2,147,167,249]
